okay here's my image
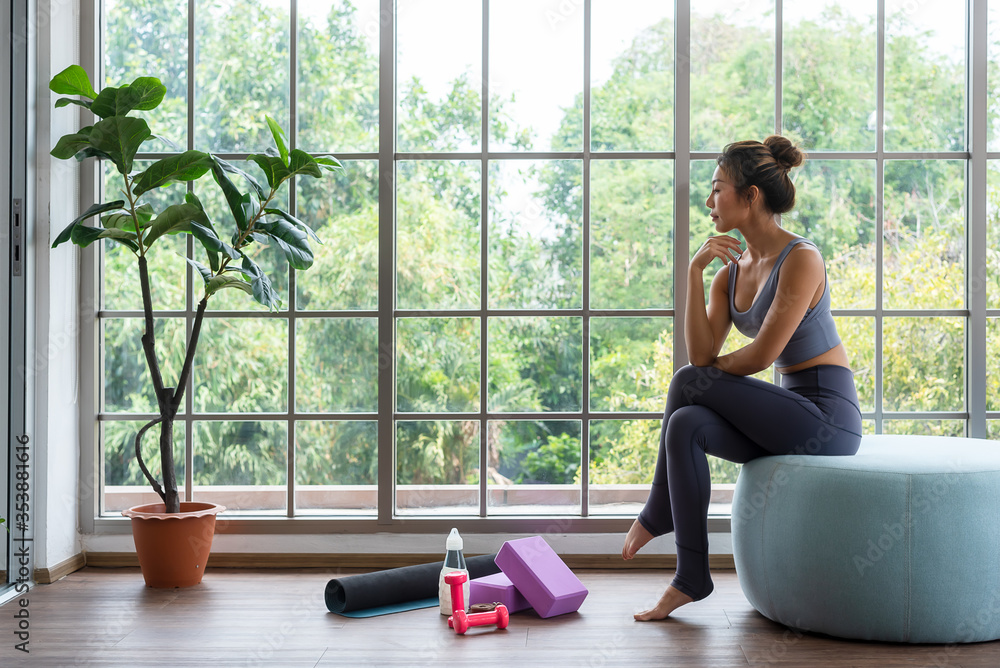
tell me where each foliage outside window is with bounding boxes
[98,0,995,520]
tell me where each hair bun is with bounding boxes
[763,135,805,171]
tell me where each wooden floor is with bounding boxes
[1,566,998,667]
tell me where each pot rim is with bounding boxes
[122,501,226,520]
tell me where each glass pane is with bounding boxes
[489,0,582,151]
[883,161,965,310]
[104,318,186,414]
[882,420,965,437]
[295,421,377,514]
[397,161,481,310]
[297,160,378,311]
[989,318,1000,413]
[690,0,775,152]
[488,317,582,413]
[590,420,656,516]
[195,0,290,153]
[105,0,188,145]
[488,420,580,516]
[782,2,876,151]
[986,162,1000,310]
[783,160,876,310]
[590,160,673,309]
[884,0,965,152]
[591,1,673,151]
[990,422,1000,440]
[297,0,379,153]
[194,319,288,413]
[194,420,287,512]
[397,0,481,152]
[103,420,185,513]
[103,161,188,312]
[397,318,480,413]
[396,421,479,515]
[989,3,1000,150]
[489,160,582,309]
[883,317,964,413]
[835,316,875,414]
[296,318,377,413]
[590,318,672,412]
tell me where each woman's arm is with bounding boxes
[712,245,825,376]
[685,236,741,366]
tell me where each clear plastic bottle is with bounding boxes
[438,527,469,615]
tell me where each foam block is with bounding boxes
[494,536,588,618]
[469,572,532,613]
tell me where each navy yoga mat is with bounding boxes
[325,554,502,617]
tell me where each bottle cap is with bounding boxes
[446,527,463,551]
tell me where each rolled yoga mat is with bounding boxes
[325,553,502,617]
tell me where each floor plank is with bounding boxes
[0,567,998,667]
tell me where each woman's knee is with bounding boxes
[668,364,723,403]
[665,405,710,456]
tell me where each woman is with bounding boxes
[621,136,862,621]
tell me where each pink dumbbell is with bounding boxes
[444,571,510,635]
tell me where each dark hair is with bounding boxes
[716,135,805,214]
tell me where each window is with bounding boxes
[95,0,992,524]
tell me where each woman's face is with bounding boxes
[705,166,749,233]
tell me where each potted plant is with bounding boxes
[48,65,341,587]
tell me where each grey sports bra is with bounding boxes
[728,237,841,368]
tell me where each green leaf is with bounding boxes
[72,145,115,163]
[51,127,94,160]
[241,255,280,310]
[133,150,213,197]
[144,202,202,246]
[265,116,289,165]
[89,116,152,175]
[70,225,139,251]
[248,154,290,190]
[313,155,345,172]
[263,207,322,244]
[52,200,126,248]
[211,155,266,201]
[150,134,181,151]
[184,257,213,284]
[127,77,167,110]
[209,154,249,230]
[134,203,155,227]
[49,65,98,100]
[205,274,254,298]
[287,149,323,179]
[55,97,93,110]
[90,77,166,118]
[256,218,314,270]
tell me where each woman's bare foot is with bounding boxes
[621,519,655,560]
[633,585,694,621]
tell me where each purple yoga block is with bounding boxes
[494,536,588,618]
[469,572,531,613]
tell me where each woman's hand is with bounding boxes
[691,235,743,272]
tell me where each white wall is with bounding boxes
[31,0,84,570]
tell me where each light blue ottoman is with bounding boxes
[732,434,1000,643]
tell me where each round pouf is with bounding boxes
[732,434,1000,643]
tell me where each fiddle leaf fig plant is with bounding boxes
[49,65,342,513]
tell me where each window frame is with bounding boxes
[81,0,994,535]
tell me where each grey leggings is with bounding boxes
[637,364,862,601]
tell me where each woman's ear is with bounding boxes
[745,185,760,206]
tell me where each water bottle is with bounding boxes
[438,527,469,615]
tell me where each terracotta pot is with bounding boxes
[122,502,226,588]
